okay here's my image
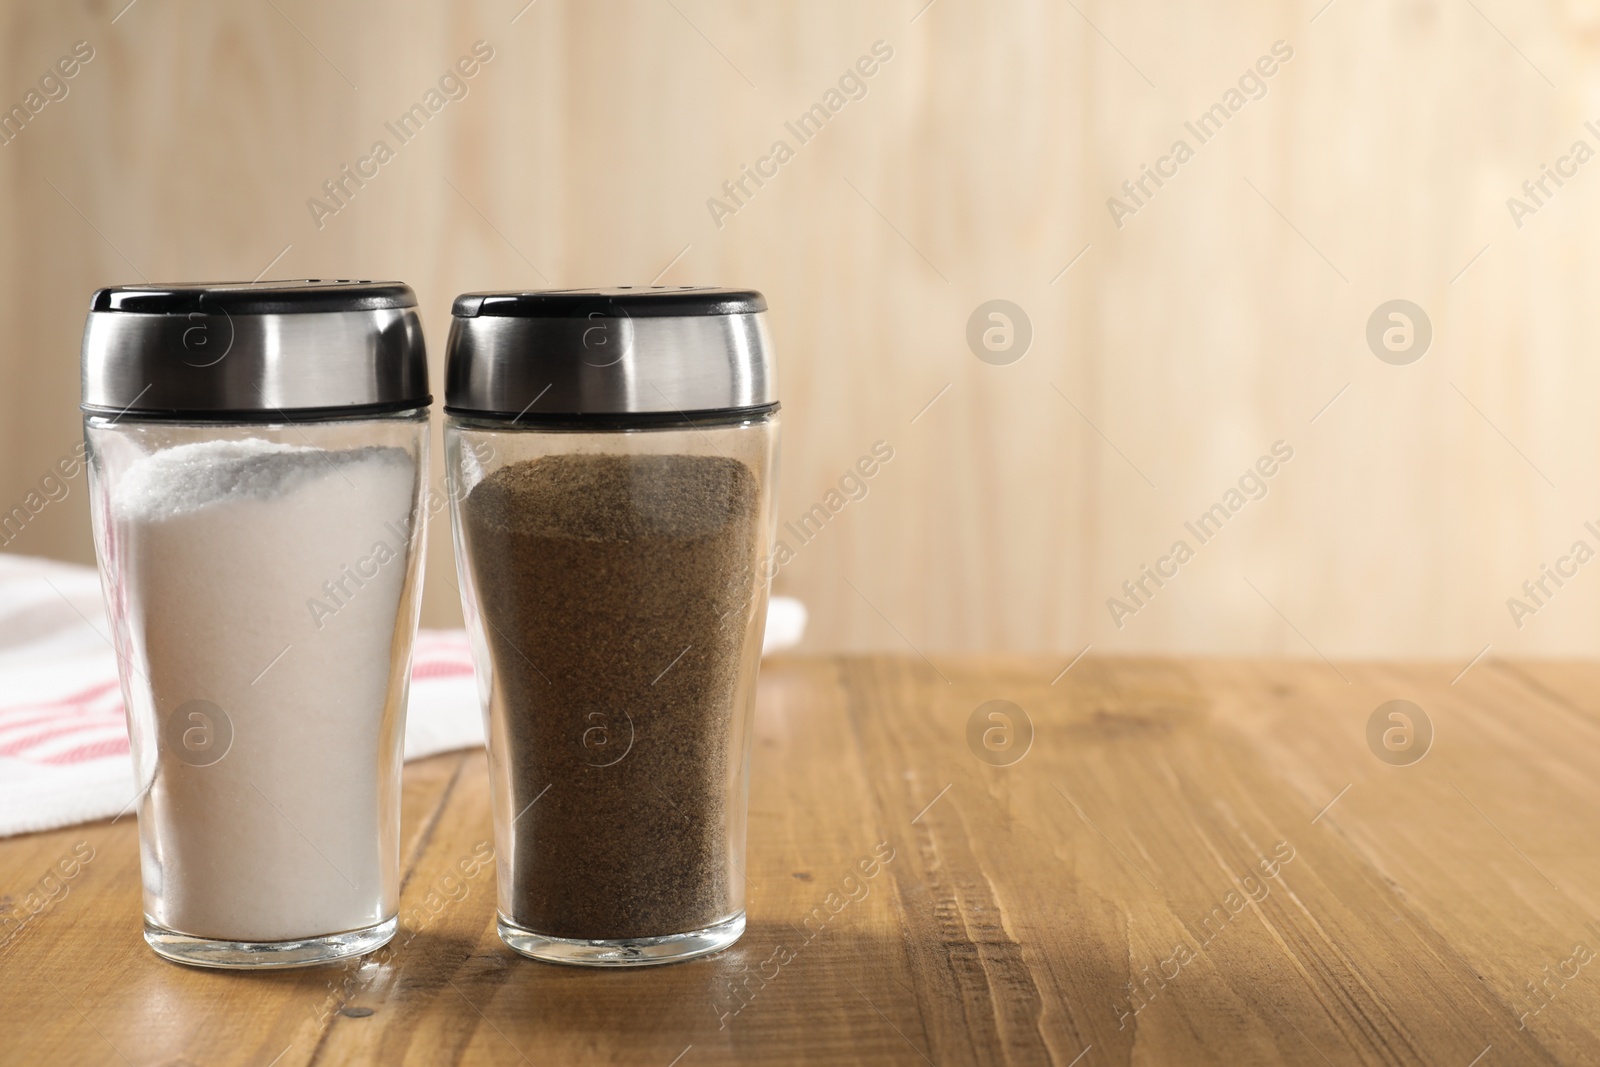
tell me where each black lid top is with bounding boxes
[452,286,766,319]
[91,280,416,315]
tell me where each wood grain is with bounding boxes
[3,655,1598,1065]
[3,1,1599,657]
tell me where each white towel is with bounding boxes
[0,554,805,838]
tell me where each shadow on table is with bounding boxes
[438,917,919,1052]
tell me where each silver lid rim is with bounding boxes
[443,310,777,418]
[80,307,430,418]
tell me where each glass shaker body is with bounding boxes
[446,411,778,965]
[84,413,428,966]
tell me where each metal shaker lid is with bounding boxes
[444,287,777,423]
[80,280,430,420]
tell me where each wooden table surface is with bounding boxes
[5,656,1600,1066]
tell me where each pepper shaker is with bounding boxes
[443,287,779,965]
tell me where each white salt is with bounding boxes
[113,438,419,942]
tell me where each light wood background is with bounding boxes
[2,0,1597,659]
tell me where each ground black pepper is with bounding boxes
[463,452,760,940]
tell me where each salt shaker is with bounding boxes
[443,287,779,965]
[81,281,430,968]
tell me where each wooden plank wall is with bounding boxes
[1,0,1594,658]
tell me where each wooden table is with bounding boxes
[4,656,1600,1065]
